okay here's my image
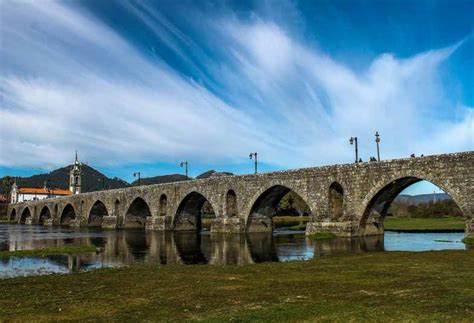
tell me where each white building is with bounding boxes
[10,185,72,203]
[10,153,82,203]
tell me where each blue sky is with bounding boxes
[0,0,472,195]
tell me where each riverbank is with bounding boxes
[384,216,465,232]
[0,249,472,321]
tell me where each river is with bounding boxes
[0,224,468,278]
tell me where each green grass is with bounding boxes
[0,250,472,321]
[384,217,465,232]
[462,236,474,245]
[309,232,337,240]
[0,245,97,258]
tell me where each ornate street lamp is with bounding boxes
[249,152,258,174]
[133,172,141,186]
[375,131,381,162]
[349,137,358,163]
[180,161,188,180]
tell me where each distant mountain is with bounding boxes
[394,193,450,205]
[1,164,130,193]
[196,170,234,179]
[131,174,189,186]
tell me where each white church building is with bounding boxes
[10,153,82,204]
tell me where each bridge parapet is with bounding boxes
[6,151,473,237]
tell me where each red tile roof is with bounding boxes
[18,188,72,196]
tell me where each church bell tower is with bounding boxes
[69,151,82,194]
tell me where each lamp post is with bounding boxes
[180,161,188,180]
[249,152,258,174]
[133,172,141,186]
[349,137,358,163]
[375,131,381,162]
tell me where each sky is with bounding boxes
[0,0,473,195]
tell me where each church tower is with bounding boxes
[69,151,82,194]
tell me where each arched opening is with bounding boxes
[9,209,16,222]
[360,177,464,236]
[114,199,120,217]
[159,194,167,216]
[174,192,215,232]
[226,190,238,218]
[329,182,344,220]
[39,206,52,225]
[19,208,31,224]
[124,197,152,228]
[60,204,76,226]
[88,200,108,227]
[247,185,312,233]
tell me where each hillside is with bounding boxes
[196,170,234,179]
[1,164,129,193]
[131,174,189,186]
[394,193,449,205]
[132,170,235,186]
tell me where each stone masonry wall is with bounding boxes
[6,151,473,238]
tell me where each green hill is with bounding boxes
[1,164,130,194]
[130,174,189,186]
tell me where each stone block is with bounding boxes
[102,216,117,229]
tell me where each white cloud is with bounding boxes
[0,1,471,172]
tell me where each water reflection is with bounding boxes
[0,224,468,278]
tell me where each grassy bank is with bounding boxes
[0,245,97,258]
[462,237,474,245]
[384,216,465,232]
[0,250,473,321]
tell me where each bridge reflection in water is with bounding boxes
[0,224,467,278]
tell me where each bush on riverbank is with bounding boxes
[462,237,474,245]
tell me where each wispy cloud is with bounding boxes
[0,1,471,172]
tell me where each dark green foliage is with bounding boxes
[462,237,474,245]
[277,191,311,216]
[1,164,129,193]
[387,199,463,218]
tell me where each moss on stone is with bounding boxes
[309,232,337,240]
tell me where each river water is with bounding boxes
[0,224,468,278]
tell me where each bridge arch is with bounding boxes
[39,205,52,225]
[174,191,216,231]
[328,182,344,221]
[246,184,313,233]
[124,197,152,228]
[19,207,31,224]
[88,200,109,227]
[60,204,76,226]
[225,189,238,218]
[359,175,467,236]
[159,194,168,216]
[9,208,17,222]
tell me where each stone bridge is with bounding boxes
[7,152,474,237]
